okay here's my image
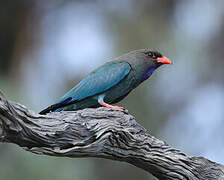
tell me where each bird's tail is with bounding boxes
[39,104,62,115]
[39,97,74,115]
[39,107,51,115]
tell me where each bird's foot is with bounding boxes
[110,105,128,113]
[101,103,128,113]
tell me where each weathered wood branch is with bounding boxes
[0,91,224,180]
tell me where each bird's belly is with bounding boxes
[63,75,135,110]
[62,97,100,111]
[103,77,135,104]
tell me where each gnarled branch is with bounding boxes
[0,91,224,180]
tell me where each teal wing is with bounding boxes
[39,61,131,114]
[60,61,131,102]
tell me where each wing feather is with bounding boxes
[61,62,130,102]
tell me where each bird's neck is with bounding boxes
[142,64,157,81]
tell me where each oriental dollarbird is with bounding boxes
[39,49,171,115]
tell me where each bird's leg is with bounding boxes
[98,95,127,112]
[100,103,124,110]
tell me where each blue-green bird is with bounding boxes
[39,49,171,114]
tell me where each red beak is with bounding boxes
[157,56,172,64]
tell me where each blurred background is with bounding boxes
[1,0,224,179]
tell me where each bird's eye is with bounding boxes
[146,51,153,58]
[146,51,158,60]
[145,51,162,61]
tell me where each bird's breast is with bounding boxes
[103,72,136,103]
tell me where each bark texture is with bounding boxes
[0,91,224,180]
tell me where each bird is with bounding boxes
[39,49,171,115]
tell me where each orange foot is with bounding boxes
[101,103,128,113]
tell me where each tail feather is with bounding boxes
[39,104,62,115]
[39,97,74,115]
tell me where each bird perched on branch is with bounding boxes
[39,49,171,115]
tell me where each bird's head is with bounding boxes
[143,49,172,67]
[125,49,171,67]
[128,49,172,81]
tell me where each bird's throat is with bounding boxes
[143,66,156,81]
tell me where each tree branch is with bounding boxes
[0,91,224,180]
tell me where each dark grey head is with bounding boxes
[127,49,171,67]
[120,49,172,81]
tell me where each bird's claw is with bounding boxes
[99,102,128,113]
[112,106,128,113]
